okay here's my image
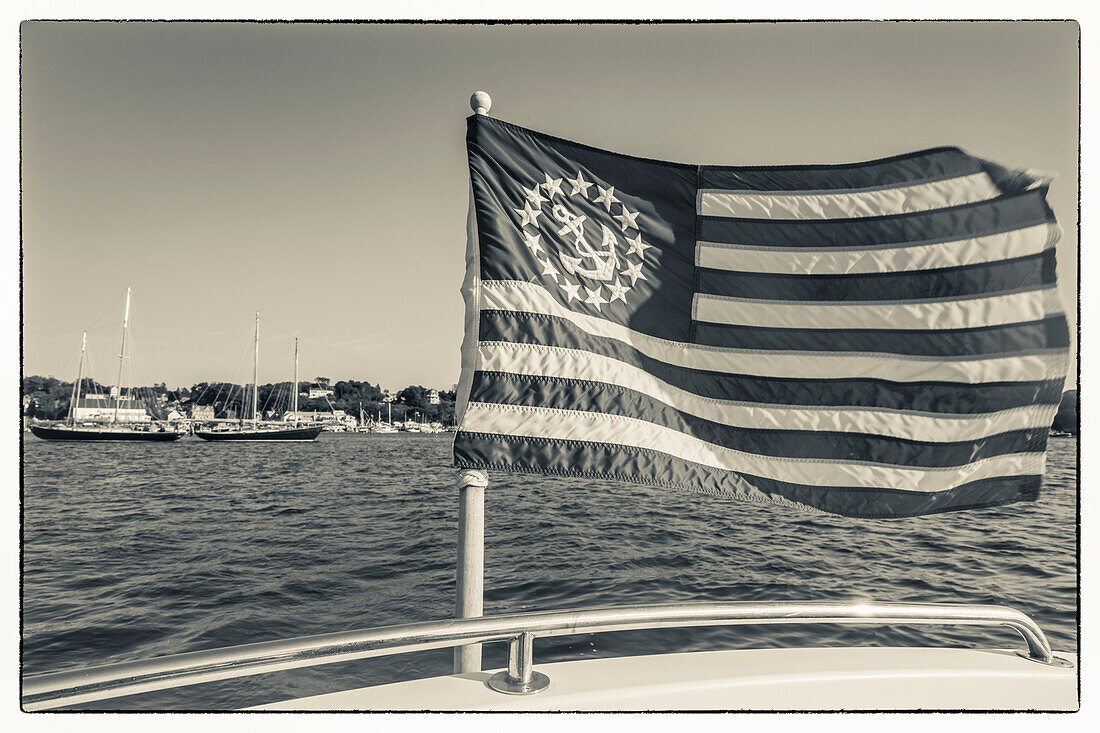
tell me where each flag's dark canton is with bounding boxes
[467,115,697,339]
[455,118,1070,518]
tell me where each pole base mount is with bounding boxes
[1016,650,1074,667]
[486,670,550,695]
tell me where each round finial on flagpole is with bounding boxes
[471,91,492,116]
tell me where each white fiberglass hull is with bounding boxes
[252,646,1077,711]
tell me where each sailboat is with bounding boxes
[194,314,323,442]
[373,402,398,433]
[30,288,182,442]
[356,402,374,433]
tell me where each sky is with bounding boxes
[20,20,1079,392]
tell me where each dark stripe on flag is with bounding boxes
[480,310,1064,412]
[454,431,1042,519]
[697,188,1052,248]
[692,315,1071,357]
[698,147,983,192]
[696,251,1056,302]
[469,371,1049,467]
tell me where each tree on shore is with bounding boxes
[22,376,111,419]
[23,375,460,424]
[24,374,1078,435]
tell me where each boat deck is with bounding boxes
[252,646,1077,711]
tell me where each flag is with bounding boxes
[453,114,1070,518]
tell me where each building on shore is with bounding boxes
[283,410,357,429]
[73,394,150,423]
[284,411,337,423]
[189,405,215,420]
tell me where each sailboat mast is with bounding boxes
[112,288,132,424]
[252,311,260,425]
[68,330,87,426]
[292,335,299,425]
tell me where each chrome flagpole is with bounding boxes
[454,91,492,675]
[454,468,486,673]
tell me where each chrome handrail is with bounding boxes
[22,600,1061,710]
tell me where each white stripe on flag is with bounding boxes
[461,401,1040,492]
[696,223,1059,275]
[477,341,1057,442]
[480,281,1067,383]
[698,172,1001,220]
[693,287,1061,331]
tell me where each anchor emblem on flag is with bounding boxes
[513,171,649,311]
[552,205,620,282]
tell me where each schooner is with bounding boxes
[30,288,182,441]
[193,312,323,442]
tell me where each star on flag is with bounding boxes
[625,234,651,258]
[567,171,593,197]
[621,259,646,285]
[542,173,564,199]
[523,231,544,255]
[539,257,560,283]
[514,201,542,228]
[594,185,619,212]
[522,183,547,208]
[606,278,630,303]
[583,286,608,311]
[614,207,639,232]
[561,280,581,302]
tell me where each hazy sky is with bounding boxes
[21,21,1078,391]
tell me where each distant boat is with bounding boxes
[373,405,399,433]
[31,288,183,442]
[193,424,324,441]
[30,423,183,442]
[194,315,322,442]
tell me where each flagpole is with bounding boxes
[453,91,492,675]
[454,468,487,673]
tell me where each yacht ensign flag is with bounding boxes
[453,115,1069,518]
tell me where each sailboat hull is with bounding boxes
[193,425,324,441]
[30,425,183,442]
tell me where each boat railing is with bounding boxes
[21,600,1069,710]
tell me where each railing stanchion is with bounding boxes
[509,631,533,685]
[454,469,487,674]
[488,631,549,695]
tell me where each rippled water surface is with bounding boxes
[22,433,1077,709]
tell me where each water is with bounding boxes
[21,433,1077,709]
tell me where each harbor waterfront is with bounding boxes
[21,433,1077,710]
